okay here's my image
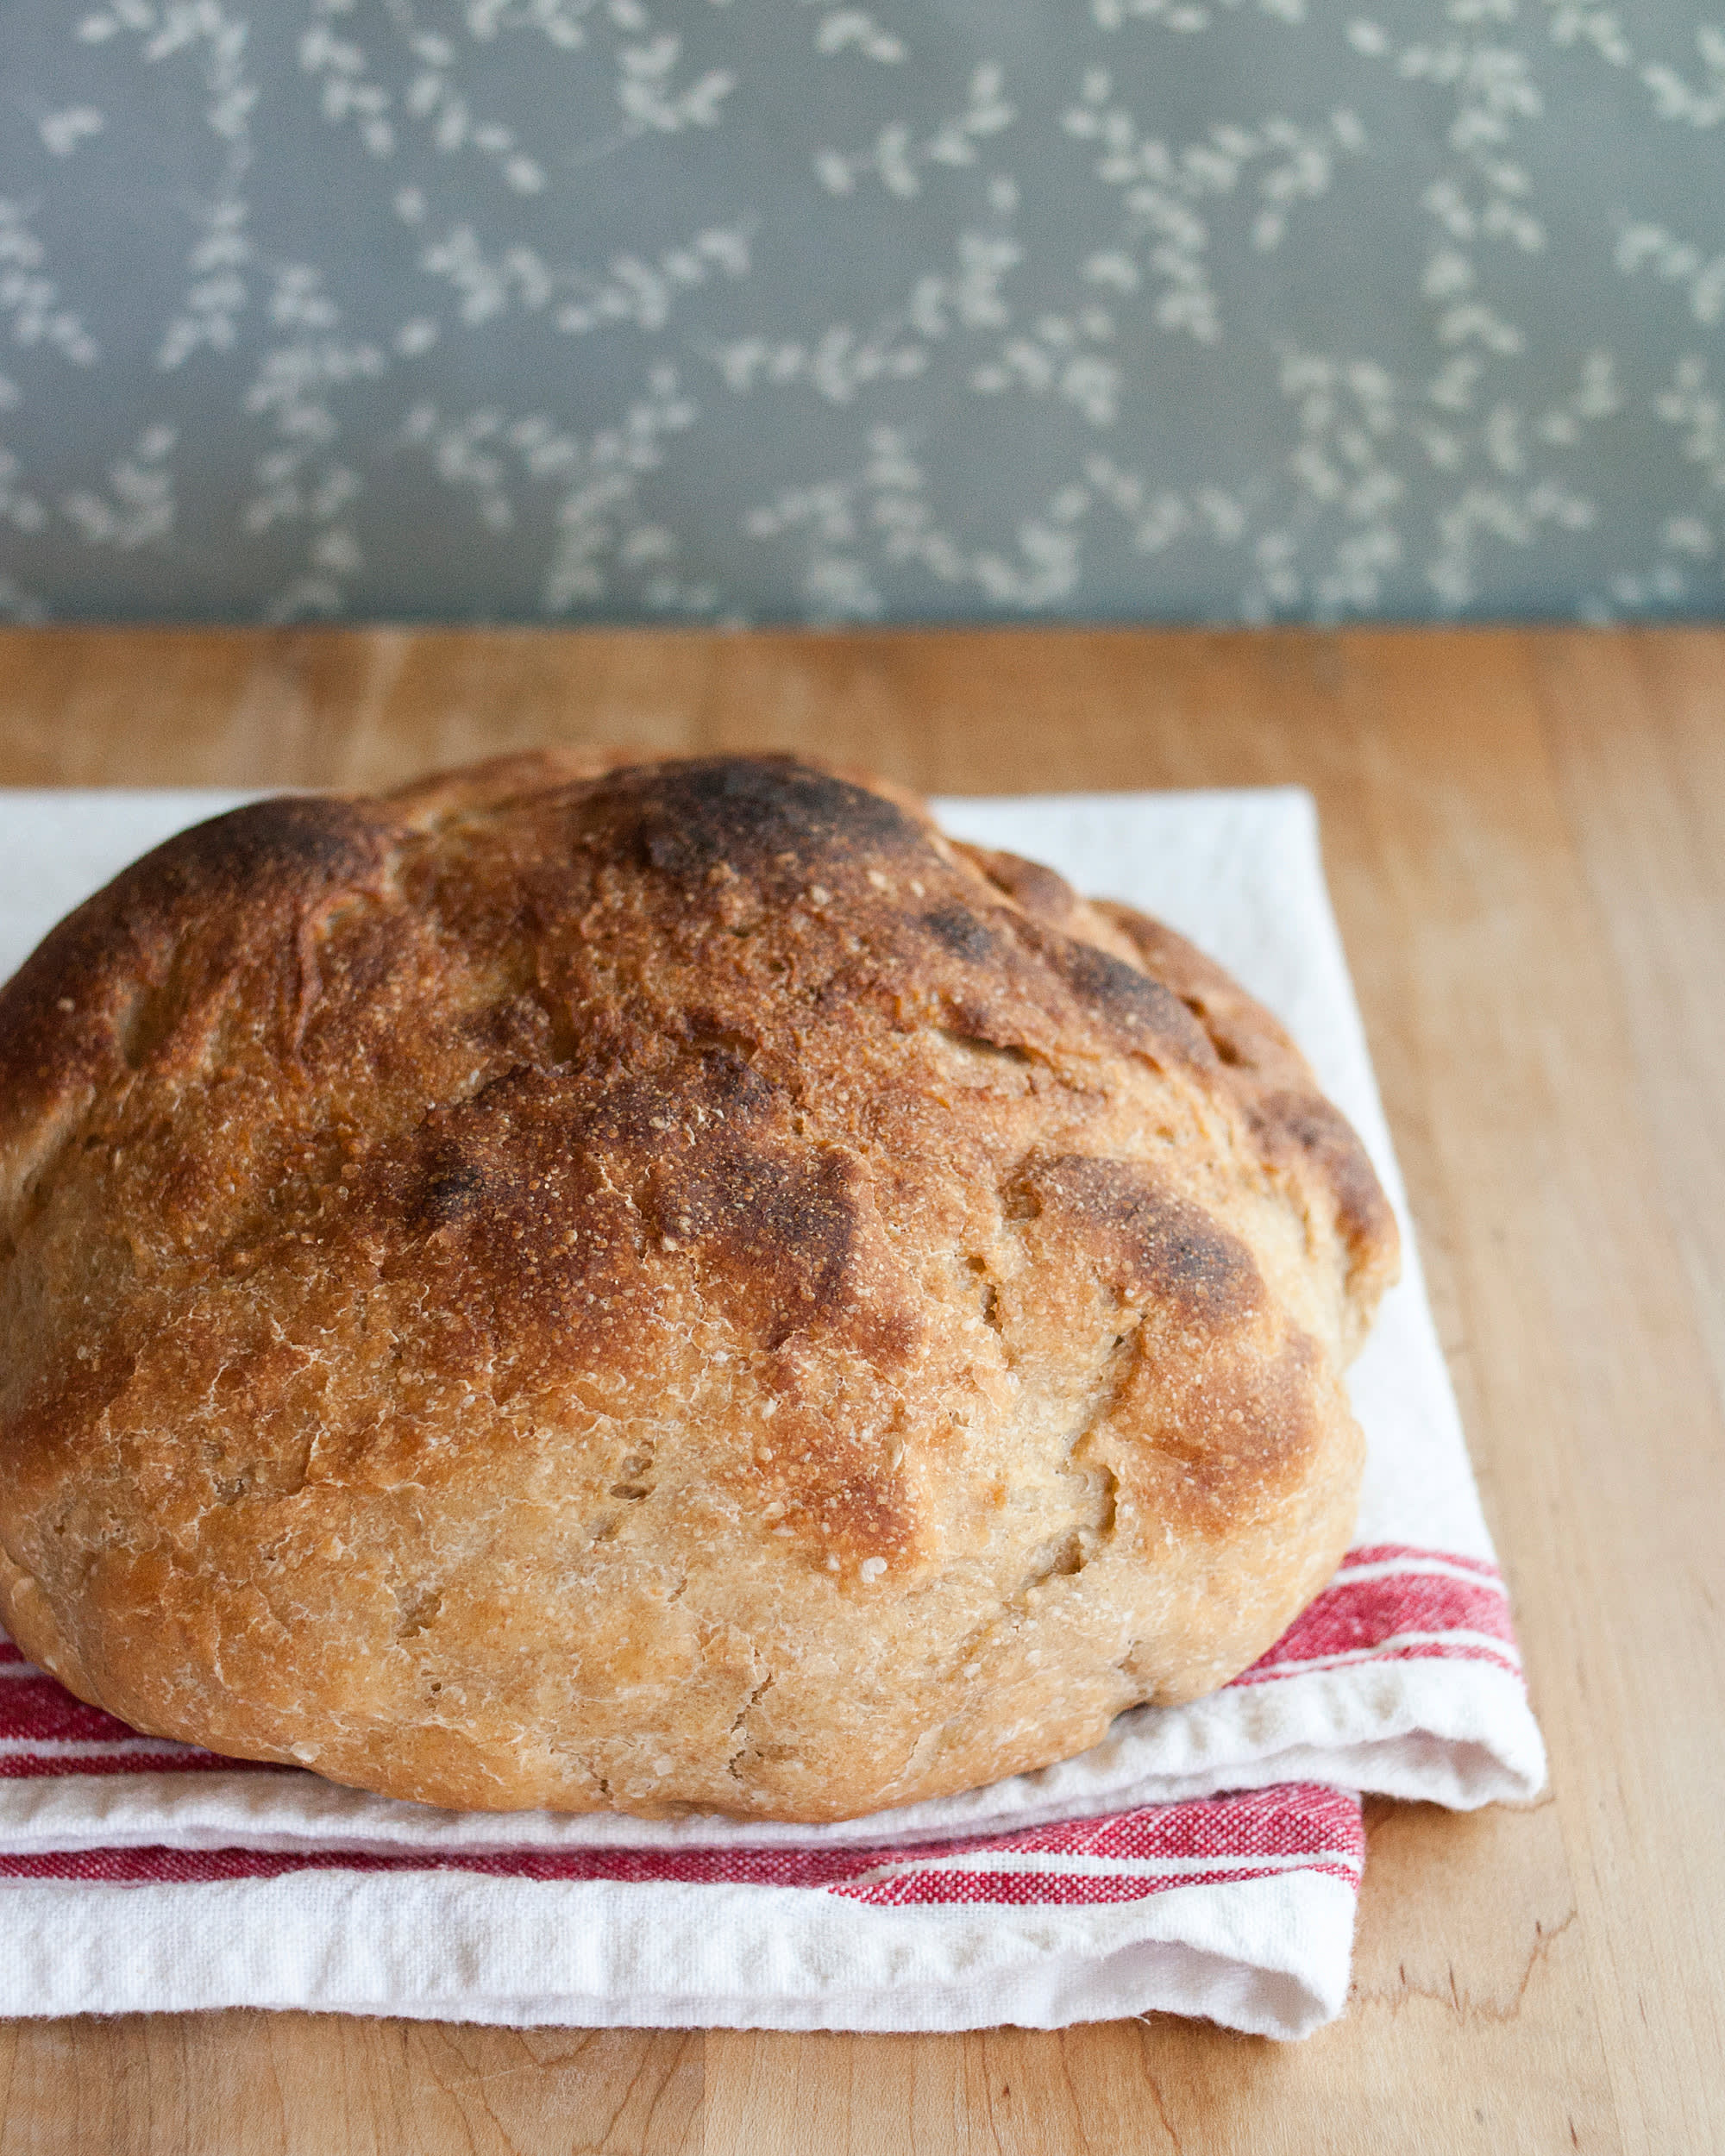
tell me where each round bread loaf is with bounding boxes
[0,752,1397,1821]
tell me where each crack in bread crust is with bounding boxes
[0,752,1396,1821]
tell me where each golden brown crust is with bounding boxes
[1091,899,1401,1343]
[0,754,1397,1820]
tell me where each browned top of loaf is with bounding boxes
[0,753,1397,1819]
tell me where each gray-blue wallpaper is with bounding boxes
[0,2,1722,626]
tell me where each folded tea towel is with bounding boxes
[0,787,1544,2036]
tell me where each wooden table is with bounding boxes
[0,624,1719,2155]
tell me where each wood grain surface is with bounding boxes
[0,624,1719,2156]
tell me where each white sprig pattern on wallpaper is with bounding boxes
[0,0,1720,624]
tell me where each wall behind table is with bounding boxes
[0,2,1721,629]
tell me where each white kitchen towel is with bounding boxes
[0,1784,1367,2037]
[0,785,1544,2035]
